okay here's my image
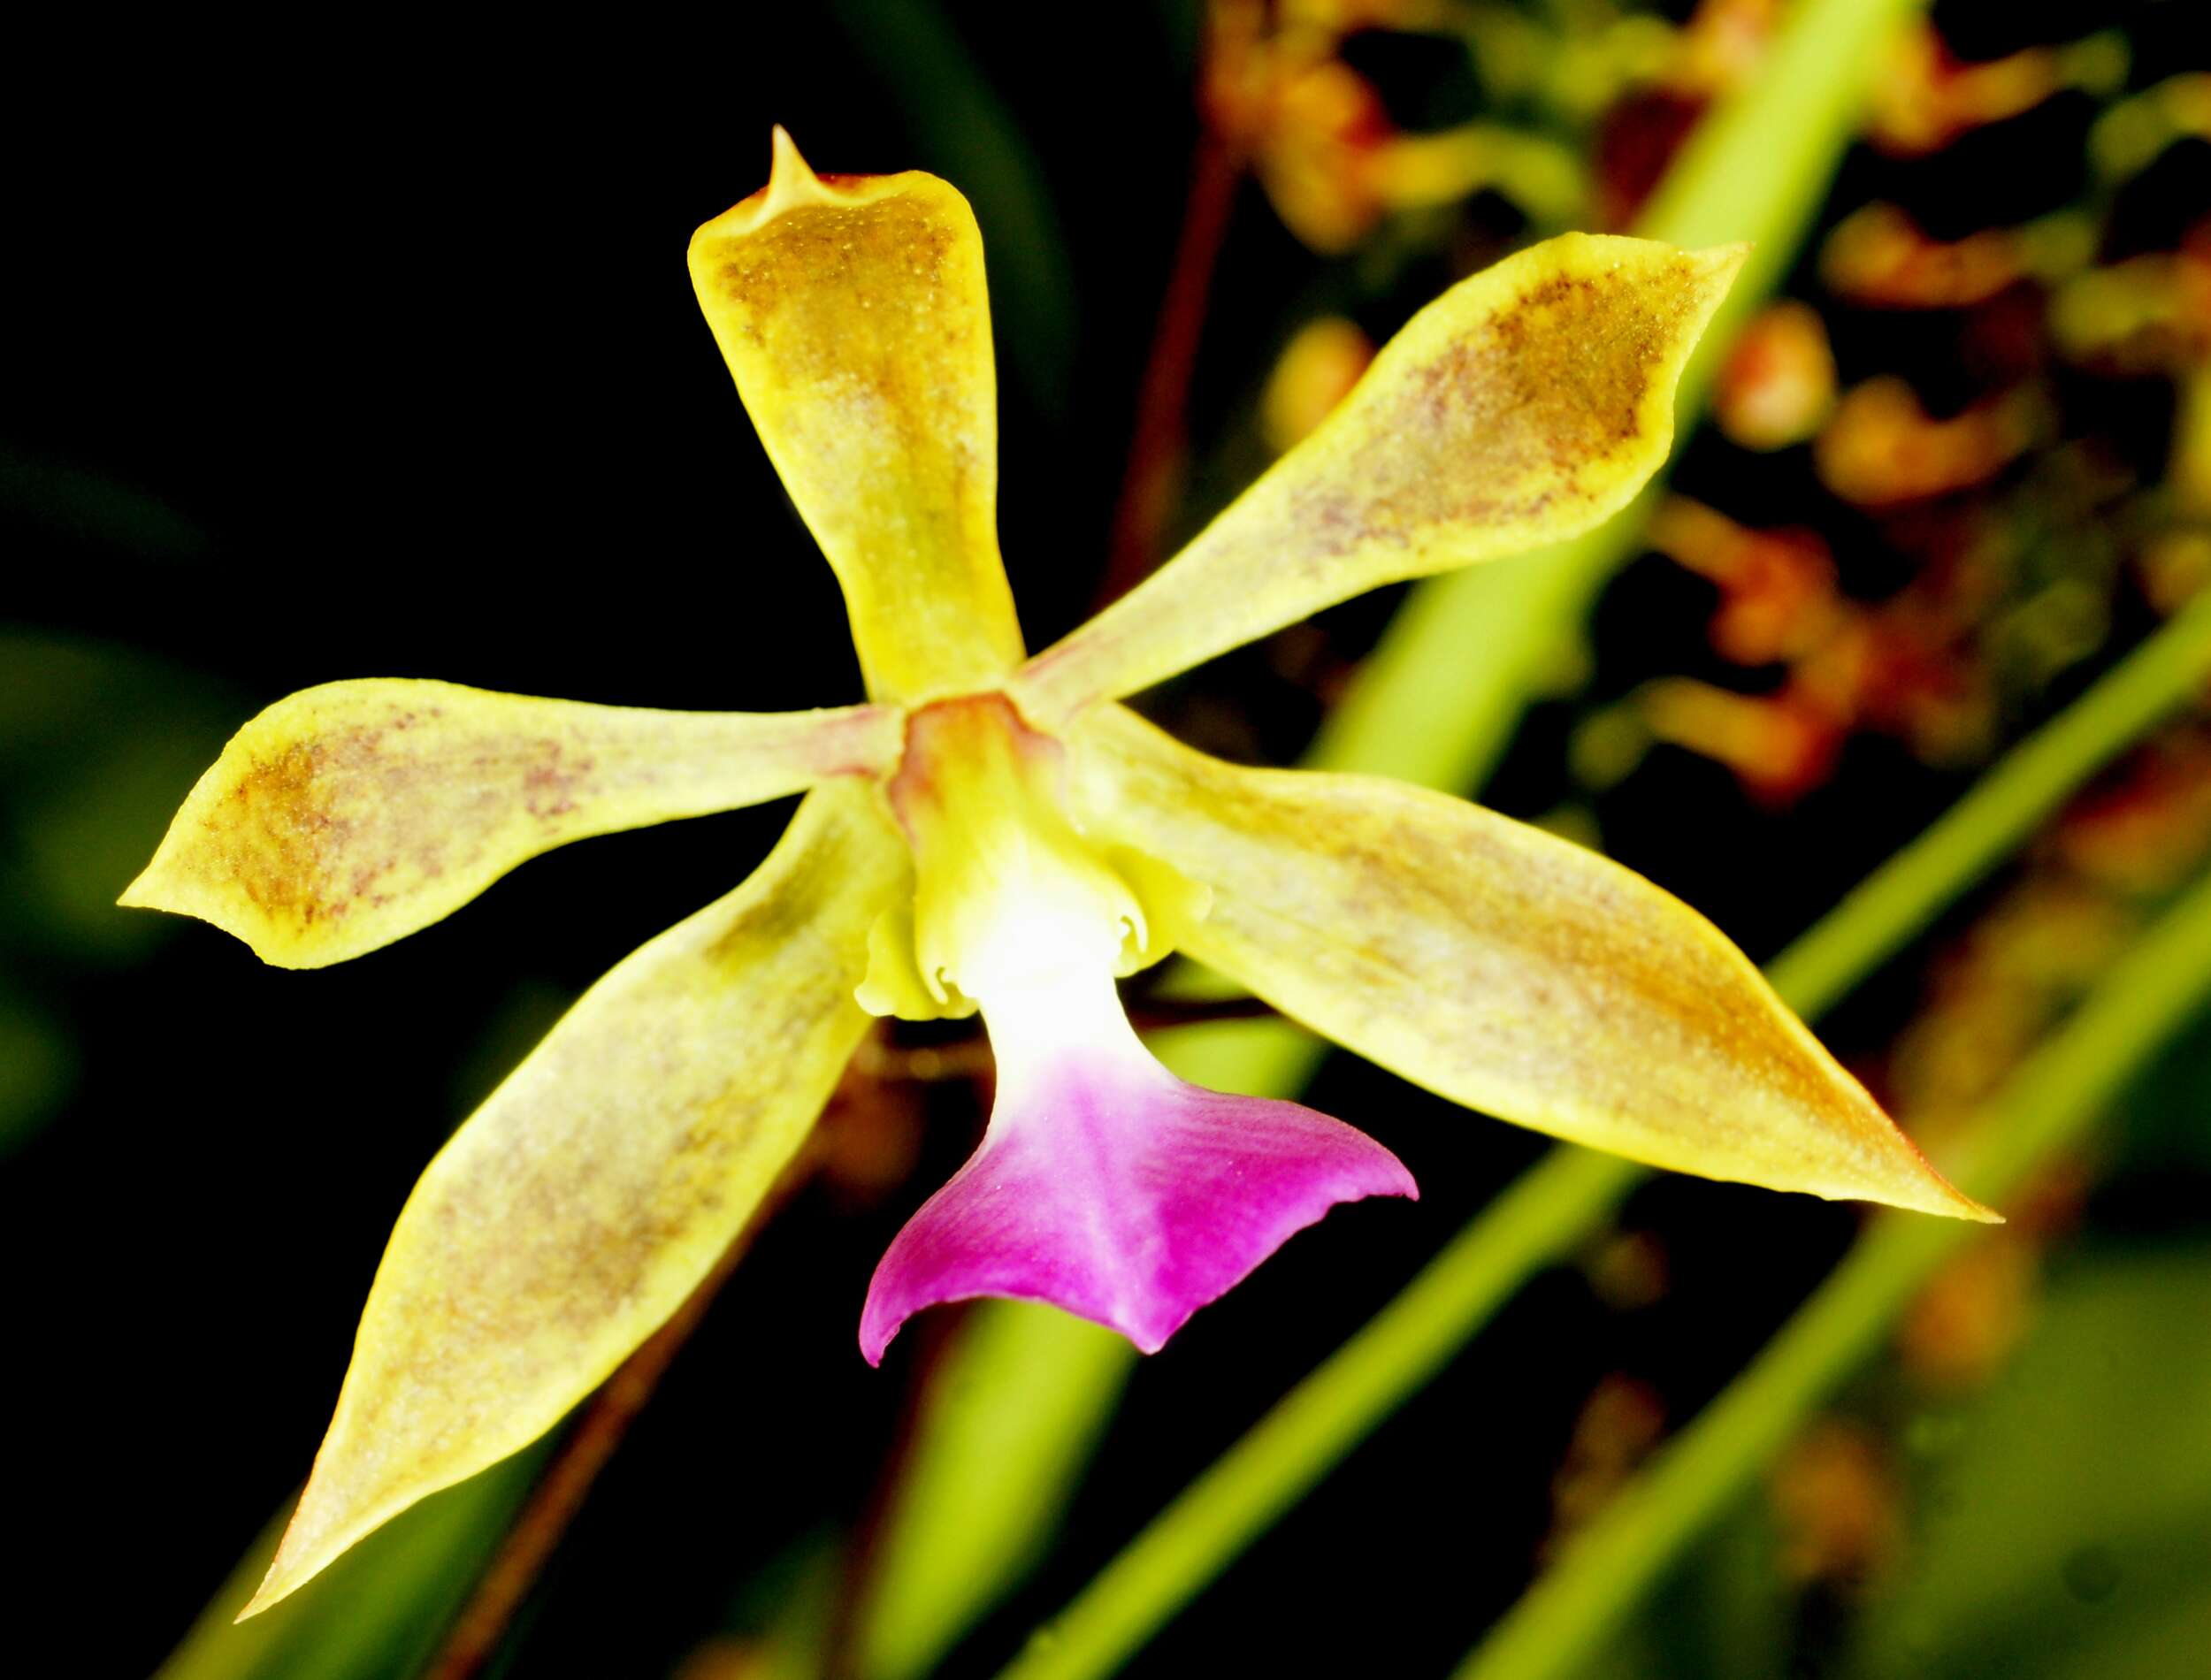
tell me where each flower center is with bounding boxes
[856,691,1205,1019]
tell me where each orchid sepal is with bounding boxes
[1014,234,1749,723]
[237,780,907,1616]
[119,677,899,967]
[689,128,1026,706]
[1067,704,1996,1224]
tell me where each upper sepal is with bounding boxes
[690,130,1025,704]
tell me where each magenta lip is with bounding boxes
[860,1039,1415,1363]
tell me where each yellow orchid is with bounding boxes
[124,128,1993,1618]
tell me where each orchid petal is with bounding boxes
[1070,706,1995,1222]
[119,678,897,967]
[1015,235,1748,722]
[240,782,905,1615]
[861,966,1414,1363]
[690,129,1025,704]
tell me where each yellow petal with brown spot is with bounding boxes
[689,129,1024,704]
[1070,706,1994,1223]
[239,781,906,1617]
[120,677,899,967]
[1016,235,1748,722]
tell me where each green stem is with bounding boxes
[1766,583,2211,1017]
[1450,860,2211,1680]
[992,587,2211,1680]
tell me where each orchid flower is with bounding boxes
[125,130,1993,1616]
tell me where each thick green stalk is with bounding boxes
[1450,861,2211,1680]
[987,588,2211,1680]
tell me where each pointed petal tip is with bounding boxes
[1845,1183,2002,1226]
[1681,241,1752,310]
[1827,1145,1999,1225]
[769,123,809,179]
[1873,1126,2001,1225]
[115,844,187,914]
[694,124,839,244]
[232,1527,322,1623]
[227,1462,383,1622]
[1702,246,1750,298]
[858,1301,901,1365]
[114,866,297,966]
[1912,1177,2004,1226]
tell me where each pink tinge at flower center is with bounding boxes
[858,693,1416,1363]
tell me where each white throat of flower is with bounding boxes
[856,691,1208,1026]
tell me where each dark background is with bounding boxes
[6,4,2209,1677]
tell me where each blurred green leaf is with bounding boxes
[0,630,241,961]
[1842,1245,2211,1680]
[0,984,77,1156]
[2107,1007,2211,1174]
[858,1305,1132,1680]
[1454,865,2211,1680]
[1610,1496,1795,1680]
[156,1444,548,1680]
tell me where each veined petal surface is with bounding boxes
[1070,706,1994,1222]
[860,964,1413,1363]
[1017,235,1747,722]
[241,782,906,1615]
[690,129,1025,703]
[120,677,898,967]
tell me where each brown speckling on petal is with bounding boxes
[689,167,1026,703]
[1017,234,1748,721]
[1072,704,1993,1224]
[122,679,903,967]
[239,783,905,1615]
